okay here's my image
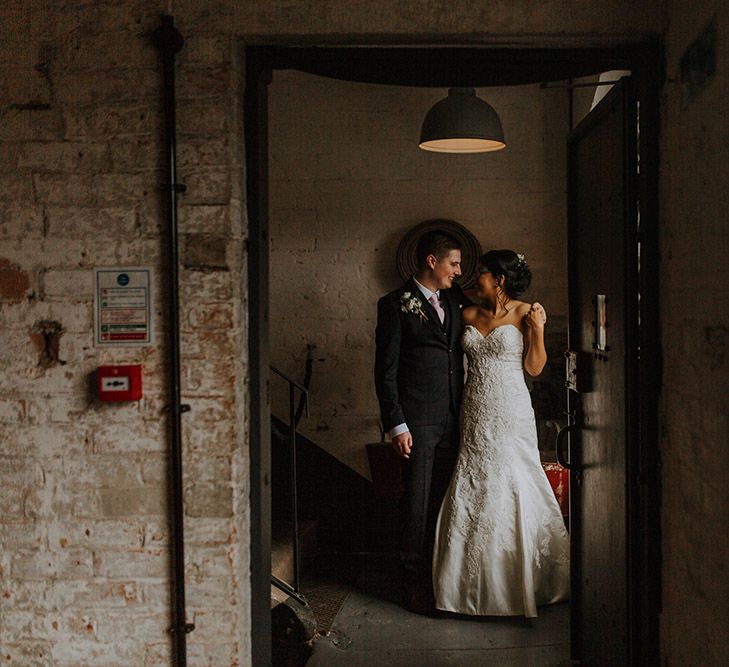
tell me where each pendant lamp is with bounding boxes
[419,87,506,153]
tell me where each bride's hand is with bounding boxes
[525,302,547,330]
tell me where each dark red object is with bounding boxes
[366,443,405,500]
[97,365,143,402]
[542,461,570,521]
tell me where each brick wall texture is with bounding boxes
[0,2,249,665]
[2,0,727,665]
[269,72,570,476]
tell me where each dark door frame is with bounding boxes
[245,42,662,666]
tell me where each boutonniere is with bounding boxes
[400,291,428,323]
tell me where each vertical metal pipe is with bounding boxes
[289,382,300,593]
[153,15,191,667]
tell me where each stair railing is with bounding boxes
[270,365,309,606]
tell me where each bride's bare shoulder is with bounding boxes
[513,301,532,316]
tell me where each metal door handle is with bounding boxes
[556,424,577,469]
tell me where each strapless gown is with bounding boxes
[432,324,570,618]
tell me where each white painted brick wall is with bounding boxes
[0,3,249,665]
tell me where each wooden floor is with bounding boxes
[306,554,570,666]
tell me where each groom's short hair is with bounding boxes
[415,230,461,268]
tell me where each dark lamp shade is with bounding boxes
[419,87,506,153]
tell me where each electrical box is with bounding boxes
[97,365,143,402]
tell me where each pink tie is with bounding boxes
[428,293,445,324]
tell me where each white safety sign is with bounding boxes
[94,267,154,347]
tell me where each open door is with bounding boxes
[566,78,639,664]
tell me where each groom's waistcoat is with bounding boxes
[374,280,467,432]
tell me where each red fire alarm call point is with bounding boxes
[97,365,143,402]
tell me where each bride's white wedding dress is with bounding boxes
[432,324,570,618]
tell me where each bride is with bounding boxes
[432,249,569,618]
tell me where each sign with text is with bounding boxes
[94,267,154,347]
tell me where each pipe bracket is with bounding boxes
[169,623,196,635]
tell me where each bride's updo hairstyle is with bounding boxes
[479,249,531,299]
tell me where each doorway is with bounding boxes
[245,44,661,666]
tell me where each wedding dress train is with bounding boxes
[432,324,570,618]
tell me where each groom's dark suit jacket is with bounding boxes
[375,278,470,433]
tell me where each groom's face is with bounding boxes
[430,249,462,290]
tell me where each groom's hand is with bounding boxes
[392,432,412,459]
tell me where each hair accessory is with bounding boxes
[516,253,526,267]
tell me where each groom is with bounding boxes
[374,229,470,612]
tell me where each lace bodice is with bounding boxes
[463,323,524,366]
[461,324,532,442]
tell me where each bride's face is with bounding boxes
[475,267,501,300]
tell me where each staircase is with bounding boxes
[270,519,318,607]
[268,364,400,664]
